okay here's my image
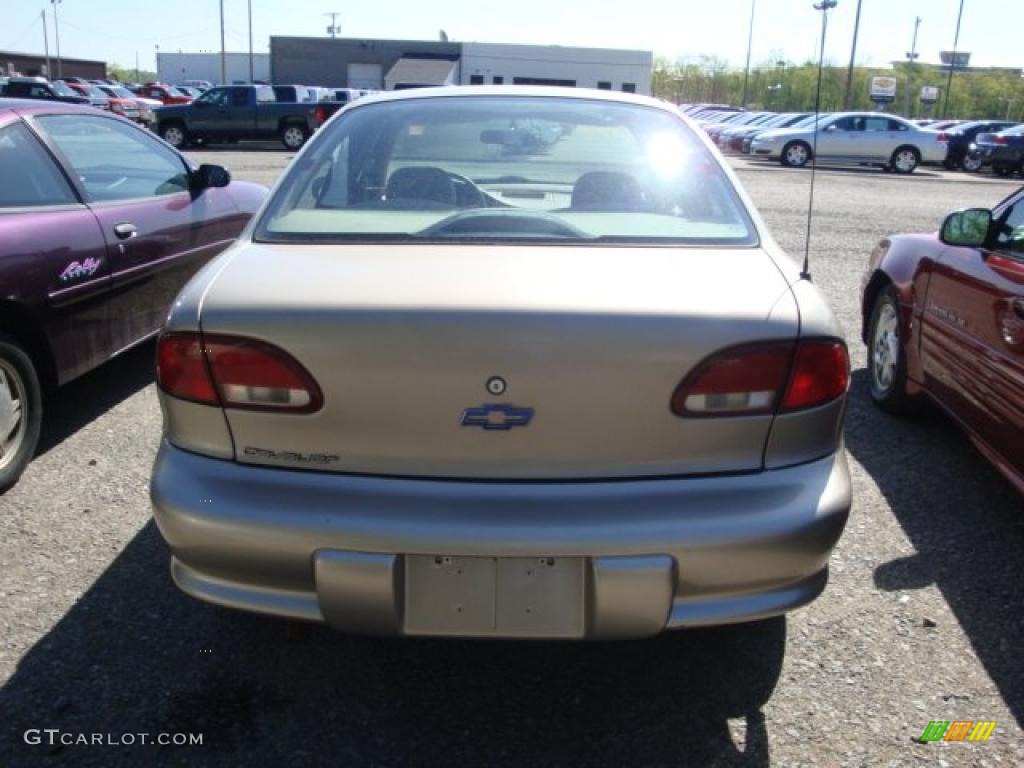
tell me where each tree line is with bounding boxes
[653,56,1024,121]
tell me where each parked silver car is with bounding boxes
[151,87,852,640]
[751,111,947,173]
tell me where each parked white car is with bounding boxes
[751,112,948,173]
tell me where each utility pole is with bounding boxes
[41,10,51,78]
[247,0,254,82]
[903,16,921,117]
[741,0,756,108]
[219,0,227,84]
[943,0,965,118]
[325,12,341,38]
[135,50,139,84]
[51,0,62,79]
[843,0,863,110]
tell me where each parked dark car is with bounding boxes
[862,188,1024,495]
[155,84,339,150]
[970,126,1024,177]
[936,120,1019,170]
[0,100,267,491]
[0,78,89,105]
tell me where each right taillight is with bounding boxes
[157,332,323,413]
[936,132,949,142]
[994,135,1009,145]
[780,340,849,412]
[671,339,848,418]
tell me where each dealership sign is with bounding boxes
[870,77,898,103]
[920,86,940,105]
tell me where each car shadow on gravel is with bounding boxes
[0,520,785,768]
[35,339,156,458]
[844,370,1024,726]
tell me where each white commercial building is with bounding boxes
[157,52,270,85]
[459,42,652,95]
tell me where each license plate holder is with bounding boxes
[404,555,585,638]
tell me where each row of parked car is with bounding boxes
[1,75,378,150]
[681,103,1024,177]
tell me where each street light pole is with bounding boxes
[41,10,51,78]
[247,0,254,83]
[843,0,862,110]
[219,0,227,85]
[51,0,62,80]
[943,0,965,118]
[741,0,756,108]
[904,16,921,117]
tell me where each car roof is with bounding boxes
[0,99,105,117]
[350,85,679,115]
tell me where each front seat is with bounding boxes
[570,171,644,211]
[385,166,457,208]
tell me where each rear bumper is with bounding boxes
[151,441,852,639]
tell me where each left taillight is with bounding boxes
[671,339,848,418]
[315,106,327,125]
[157,332,323,413]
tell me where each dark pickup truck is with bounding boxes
[154,84,339,150]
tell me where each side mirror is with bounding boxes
[191,164,231,192]
[940,208,992,248]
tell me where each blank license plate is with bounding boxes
[404,555,585,638]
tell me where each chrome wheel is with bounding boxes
[892,149,919,173]
[784,143,809,167]
[282,126,306,149]
[961,153,983,172]
[0,359,27,473]
[162,125,185,148]
[871,302,900,394]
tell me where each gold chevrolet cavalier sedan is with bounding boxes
[151,87,851,639]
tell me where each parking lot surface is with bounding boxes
[1,148,1022,767]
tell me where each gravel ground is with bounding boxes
[1,147,1022,767]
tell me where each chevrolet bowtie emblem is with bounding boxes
[461,404,534,431]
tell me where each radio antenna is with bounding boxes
[803,0,838,281]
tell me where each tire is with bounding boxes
[159,122,188,150]
[781,141,811,168]
[867,286,916,415]
[280,123,309,151]
[0,335,43,493]
[961,153,983,173]
[890,146,920,174]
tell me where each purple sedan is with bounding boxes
[0,99,266,491]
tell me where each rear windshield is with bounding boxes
[255,96,757,246]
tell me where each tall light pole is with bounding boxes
[943,0,965,118]
[247,0,254,83]
[219,0,227,84]
[903,16,921,117]
[842,0,862,110]
[741,0,756,108]
[51,0,62,80]
[41,10,51,78]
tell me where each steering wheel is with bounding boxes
[444,170,487,208]
[419,209,592,238]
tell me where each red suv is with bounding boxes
[134,83,193,105]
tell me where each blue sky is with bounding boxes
[3,0,1022,73]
